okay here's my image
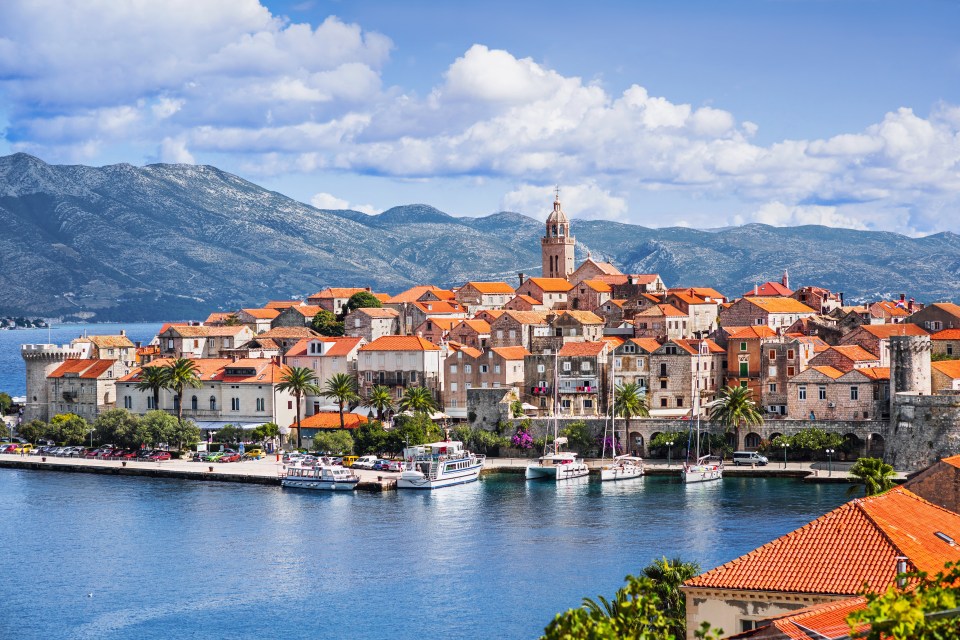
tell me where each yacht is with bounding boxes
[397,440,485,489]
[681,341,723,484]
[281,465,359,491]
[525,436,590,481]
[600,455,645,481]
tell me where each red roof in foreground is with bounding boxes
[297,412,369,430]
[733,596,868,640]
[684,487,960,596]
[49,359,117,379]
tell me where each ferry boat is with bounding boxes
[600,455,645,481]
[281,465,360,491]
[397,440,485,489]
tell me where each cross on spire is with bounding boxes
[554,184,560,202]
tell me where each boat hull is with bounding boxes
[525,463,590,481]
[281,478,359,491]
[681,466,723,484]
[396,463,483,490]
[600,466,644,482]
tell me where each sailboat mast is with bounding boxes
[552,351,559,455]
[695,340,702,459]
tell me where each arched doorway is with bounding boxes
[631,432,645,457]
[868,433,885,458]
[842,433,863,460]
[769,432,784,443]
[744,432,761,450]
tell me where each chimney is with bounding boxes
[900,293,906,302]
[135,341,142,348]
[518,272,525,286]
[120,329,126,336]
[782,269,789,289]
[365,286,371,292]
[754,284,759,296]
[839,292,844,305]
[908,298,915,312]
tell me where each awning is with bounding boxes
[445,407,468,419]
[521,403,539,411]
[194,421,267,430]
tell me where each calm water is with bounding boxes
[0,471,850,639]
[0,322,163,397]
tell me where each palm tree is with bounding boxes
[368,384,394,422]
[322,372,360,432]
[278,367,323,450]
[614,382,650,438]
[163,358,201,448]
[640,556,702,638]
[848,457,896,496]
[398,386,438,416]
[709,385,764,451]
[135,365,169,412]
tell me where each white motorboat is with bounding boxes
[600,455,645,481]
[281,465,359,491]
[525,449,590,480]
[397,440,485,490]
[681,341,723,484]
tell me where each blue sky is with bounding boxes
[1,0,958,235]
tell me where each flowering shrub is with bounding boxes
[598,435,623,455]
[512,426,534,449]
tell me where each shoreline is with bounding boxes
[1,454,887,489]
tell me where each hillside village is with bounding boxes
[21,196,960,460]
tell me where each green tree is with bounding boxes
[387,412,439,453]
[47,413,89,445]
[93,408,141,448]
[251,422,280,445]
[398,386,439,416]
[849,561,960,639]
[561,420,594,454]
[614,383,650,435]
[17,419,46,444]
[134,365,169,412]
[311,310,345,336]
[343,291,382,316]
[322,373,360,431]
[215,424,242,445]
[164,358,202,448]
[640,557,702,638]
[141,410,178,448]
[171,418,201,451]
[848,457,896,497]
[0,391,12,414]
[649,430,688,455]
[542,573,721,640]
[451,426,509,455]
[311,430,354,454]
[510,399,525,418]
[709,385,764,451]
[223,314,242,326]
[367,384,395,422]
[278,366,322,449]
[353,420,389,455]
[788,427,844,459]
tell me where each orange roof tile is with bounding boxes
[555,310,605,324]
[872,300,911,317]
[858,367,891,381]
[581,279,612,293]
[412,300,466,315]
[932,329,960,340]
[942,454,960,470]
[496,310,549,325]
[285,337,364,358]
[257,327,320,340]
[449,343,482,359]
[76,335,135,349]
[558,341,608,357]
[670,286,726,300]
[511,294,542,306]
[762,596,869,640]
[264,300,303,309]
[373,292,391,303]
[359,336,440,351]
[856,323,928,338]
[810,365,845,379]
[628,338,663,353]
[162,325,250,338]
[418,317,458,331]
[453,319,491,334]
[385,285,441,304]
[463,281,515,294]
[930,302,960,318]
[286,305,322,318]
[525,277,574,292]
[745,297,816,314]
[204,312,234,324]
[600,336,625,348]
[474,309,505,320]
[637,303,686,317]
[352,307,399,318]
[491,346,531,360]
[933,360,960,379]
[48,359,117,379]
[310,287,369,299]
[685,487,960,596]
[829,344,880,361]
[726,325,778,339]
[297,412,369,430]
[240,308,281,320]
[120,358,285,384]
[744,282,794,297]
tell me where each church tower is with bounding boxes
[541,192,576,279]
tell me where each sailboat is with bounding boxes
[600,348,644,481]
[525,352,590,481]
[681,340,723,484]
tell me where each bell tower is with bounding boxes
[541,190,576,279]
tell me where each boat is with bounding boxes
[600,354,644,481]
[281,465,360,491]
[600,455,645,481]
[526,355,590,481]
[682,341,723,484]
[397,440,485,489]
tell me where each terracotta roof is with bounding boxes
[204,312,234,324]
[427,289,456,301]
[691,338,725,354]
[385,285,442,304]
[491,346,531,360]
[240,308,280,320]
[49,359,117,379]
[744,282,794,297]
[257,327,320,340]
[942,454,960,470]
[670,286,725,300]
[855,324,928,338]
[726,325,778,339]
[809,365,845,379]
[628,338,663,353]
[351,307,399,319]
[496,310,549,325]
[745,297,816,314]
[463,281,515,294]
[558,341,608,357]
[359,336,440,351]
[298,412,369,430]
[511,294,542,306]
[933,360,960,379]
[829,344,880,361]
[525,277,574,292]
[744,596,868,640]
[932,329,960,340]
[577,258,622,276]
[310,287,369,299]
[581,279,612,293]
[286,305,323,318]
[669,291,708,305]
[474,309,505,320]
[373,292,391,303]
[120,358,285,384]
[75,335,135,349]
[453,319,491,334]
[594,274,629,285]
[857,367,890,381]
[448,343,482,359]
[412,300,466,315]
[605,299,627,308]
[242,337,281,351]
[264,300,303,309]
[872,300,911,317]
[555,310,605,324]
[637,303,686,317]
[600,336,625,348]
[418,317,458,331]
[161,325,250,338]
[684,487,960,596]
[929,302,960,318]
[285,337,364,358]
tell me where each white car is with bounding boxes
[351,455,379,470]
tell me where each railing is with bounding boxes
[530,386,551,396]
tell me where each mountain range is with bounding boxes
[1,152,958,321]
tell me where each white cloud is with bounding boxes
[159,137,195,164]
[310,192,378,214]
[501,182,628,221]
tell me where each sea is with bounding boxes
[0,322,164,398]
[0,470,850,639]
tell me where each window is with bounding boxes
[740,342,747,351]
[581,361,591,371]
[450,382,458,392]
[123,396,132,409]
[464,365,472,374]
[768,349,776,360]
[563,362,572,371]
[355,318,361,328]
[787,366,795,377]
[231,397,240,411]
[755,318,763,325]
[739,362,749,377]
[480,365,488,374]
[561,399,571,409]
[659,363,667,376]
[256,398,265,412]
[537,364,545,373]
[497,330,504,339]
[410,371,418,383]
[818,386,826,400]
[210,396,216,410]
[450,364,458,374]
[676,397,683,407]
[365,371,372,382]
[769,383,777,393]
[787,349,795,360]
[949,344,955,356]
[850,385,859,400]
[494,364,501,374]
[288,400,293,409]
[147,397,155,409]
[660,379,667,389]
[584,399,593,409]
[798,385,807,400]
[660,397,667,407]
[191,395,198,410]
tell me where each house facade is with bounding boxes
[356,336,444,403]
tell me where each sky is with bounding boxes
[1,0,959,235]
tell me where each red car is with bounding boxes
[147,451,171,461]
[219,452,241,463]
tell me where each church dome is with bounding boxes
[546,197,569,224]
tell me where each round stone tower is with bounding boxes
[889,334,932,401]
[21,343,83,422]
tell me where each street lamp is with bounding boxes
[826,448,834,477]
[666,440,674,468]
[781,442,789,469]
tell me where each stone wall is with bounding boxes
[886,391,960,472]
[467,387,518,429]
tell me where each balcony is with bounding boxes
[530,386,551,396]
[559,385,597,394]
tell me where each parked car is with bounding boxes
[372,459,390,471]
[219,452,241,463]
[63,446,85,457]
[384,460,403,472]
[0,443,18,453]
[352,455,379,470]
[244,448,264,459]
[147,451,171,461]
[282,452,304,464]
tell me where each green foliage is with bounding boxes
[251,422,280,443]
[849,561,960,639]
[561,421,594,454]
[542,571,721,640]
[789,428,844,459]
[398,386,439,415]
[311,310,345,336]
[353,420,389,455]
[47,413,89,445]
[170,418,201,450]
[322,373,360,431]
[387,413,442,453]
[709,386,763,445]
[310,430,354,454]
[279,366,323,448]
[164,358,202,446]
[614,383,650,427]
[140,410,179,447]
[931,352,959,362]
[640,557,702,638]
[215,424,243,444]
[848,457,896,497]
[0,391,12,414]
[649,431,688,451]
[344,291,382,316]
[367,384,394,421]
[134,365,169,411]
[451,426,509,455]
[93,408,141,448]
[510,399,525,418]
[17,419,47,444]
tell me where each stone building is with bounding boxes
[633,304,690,340]
[931,328,960,357]
[595,299,628,328]
[307,287,374,314]
[723,325,779,401]
[719,297,816,331]
[46,359,131,422]
[356,335,444,403]
[235,308,279,333]
[786,366,890,421]
[454,281,515,313]
[414,317,458,345]
[554,341,609,417]
[790,285,843,314]
[253,326,320,356]
[807,345,880,372]
[932,360,960,392]
[342,306,400,342]
[488,311,549,351]
[568,279,612,312]
[906,301,960,332]
[760,336,825,417]
[443,344,529,419]
[270,304,322,328]
[541,195,576,279]
[157,324,255,359]
[503,294,547,312]
[611,337,661,394]
[665,290,720,337]
[515,277,574,310]
[447,319,492,350]
[284,336,365,415]
[838,323,928,366]
[648,339,724,417]
[568,256,622,286]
